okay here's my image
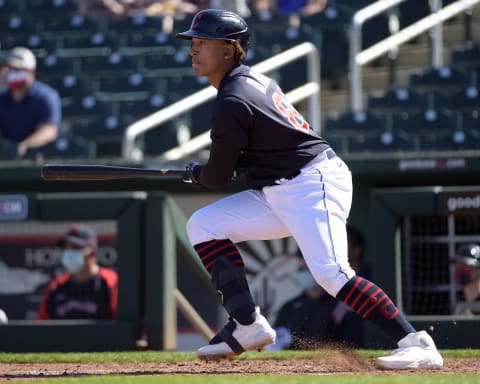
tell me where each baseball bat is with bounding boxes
[41,164,184,181]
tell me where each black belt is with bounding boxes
[270,149,337,186]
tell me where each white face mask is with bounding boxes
[4,70,29,89]
[298,269,318,290]
[61,249,85,274]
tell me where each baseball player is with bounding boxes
[177,9,443,369]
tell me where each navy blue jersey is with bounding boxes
[194,64,330,189]
[0,80,61,142]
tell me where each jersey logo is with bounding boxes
[272,89,309,132]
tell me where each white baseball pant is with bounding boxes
[187,149,356,297]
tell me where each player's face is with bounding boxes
[190,38,234,86]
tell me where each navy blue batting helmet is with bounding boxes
[456,244,480,267]
[176,9,249,51]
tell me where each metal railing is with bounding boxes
[122,42,321,161]
[349,0,480,113]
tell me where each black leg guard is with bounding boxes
[211,255,256,325]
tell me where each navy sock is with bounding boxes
[336,276,415,343]
[194,239,256,326]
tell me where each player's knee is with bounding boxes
[312,267,355,297]
[186,209,214,245]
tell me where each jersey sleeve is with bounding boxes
[196,96,251,187]
[35,280,57,320]
[38,86,62,127]
[99,268,119,320]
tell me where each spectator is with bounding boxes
[454,243,480,315]
[277,0,327,28]
[36,224,118,320]
[0,47,60,158]
[270,226,368,350]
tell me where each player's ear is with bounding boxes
[223,43,235,59]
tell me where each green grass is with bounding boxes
[0,349,479,363]
[1,350,479,384]
[4,374,480,384]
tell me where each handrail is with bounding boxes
[349,0,480,113]
[349,0,408,113]
[122,42,321,161]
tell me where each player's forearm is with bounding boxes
[18,124,58,156]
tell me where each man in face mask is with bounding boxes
[36,224,118,320]
[0,47,60,158]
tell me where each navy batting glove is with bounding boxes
[183,162,201,185]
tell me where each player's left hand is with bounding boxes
[183,162,201,185]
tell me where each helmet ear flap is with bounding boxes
[456,244,480,268]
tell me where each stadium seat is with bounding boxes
[80,51,139,77]
[392,109,458,136]
[143,120,185,156]
[106,14,163,34]
[348,130,415,153]
[1,33,56,56]
[49,73,93,101]
[368,87,432,115]
[36,54,77,81]
[121,31,177,54]
[60,32,118,55]
[460,109,480,131]
[29,0,78,14]
[418,129,480,151]
[0,0,19,13]
[69,116,127,157]
[26,136,96,160]
[435,85,480,112]
[0,14,36,44]
[0,137,19,160]
[118,94,167,121]
[165,75,206,100]
[409,66,473,95]
[62,95,114,121]
[324,111,390,137]
[42,13,100,37]
[246,11,291,35]
[98,73,160,101]
[301,5,350,83]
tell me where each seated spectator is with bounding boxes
[268,225,368,350]
[0,47,60,159]
[36,224,118,320]
[454,244,480,315]
[277,0,327,28]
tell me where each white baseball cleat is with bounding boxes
[376,330,443,369]
[197,307,276,360]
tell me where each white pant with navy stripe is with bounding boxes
[186,150,356,297]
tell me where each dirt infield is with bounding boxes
[0,355,479,381]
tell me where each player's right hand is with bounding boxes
[183,162,201,185]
